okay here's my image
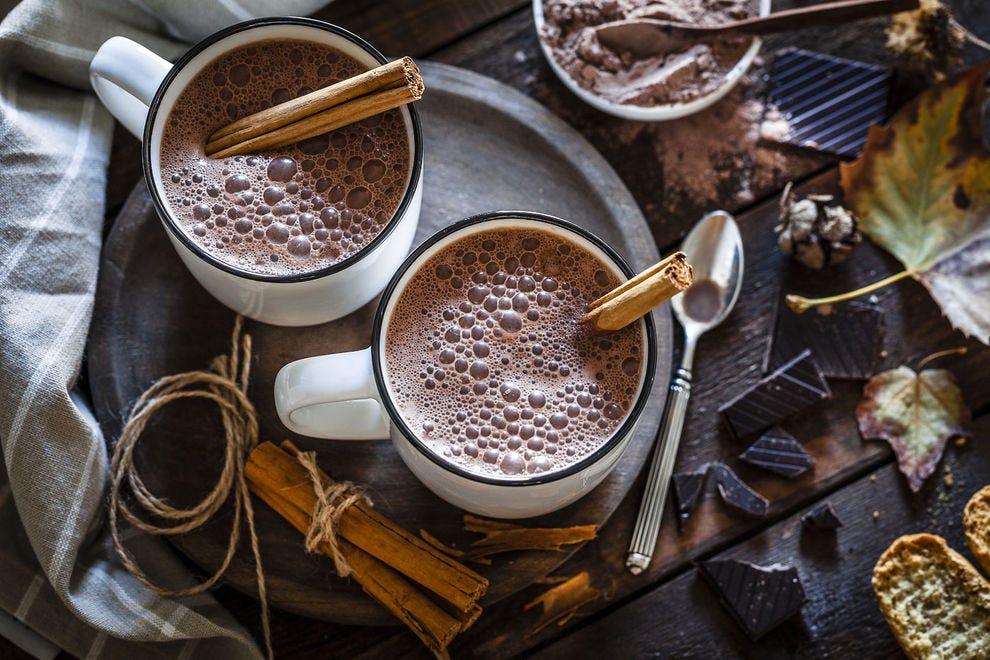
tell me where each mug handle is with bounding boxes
[89,36,173,139]
[274,348,391,440]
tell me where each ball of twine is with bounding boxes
[107,316,272,658]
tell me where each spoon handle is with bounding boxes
[626,366,692,575]
[721,0,919,37]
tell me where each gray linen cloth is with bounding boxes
[0,1,329,657]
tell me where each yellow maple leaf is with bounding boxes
[787,61,990,344]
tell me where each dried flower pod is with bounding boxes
[885,0,964,84]
[776,182,861,270]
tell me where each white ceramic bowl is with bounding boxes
[533,0,772,121]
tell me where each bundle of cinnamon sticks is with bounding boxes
[245,441,486,658]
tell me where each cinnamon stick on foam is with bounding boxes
[205,57,423,158]
[581,251,693,332]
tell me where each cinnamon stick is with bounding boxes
[205,57,423,158]
[247,477,461,657]
[420,515,598,563]
[461,516,597,561]
[580,251,692,332]
[523,572,600,635]
[245,442,488,613]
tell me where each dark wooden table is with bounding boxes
[9,1,984,658]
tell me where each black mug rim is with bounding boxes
[370,211,658,488]
[141,16,425,284]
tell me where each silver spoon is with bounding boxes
[626,210,743,575]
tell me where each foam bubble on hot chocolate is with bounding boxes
[160,39,410,277]
[386,226,644,479]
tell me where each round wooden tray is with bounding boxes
[88,62,672,625]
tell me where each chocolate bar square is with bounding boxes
[801,501,843,531]
[698,559,806,640]
[710,462,769,517]
[762,48,894,160]
[765,300,884,380]
[719,349,831,439]
[739,427,815,478]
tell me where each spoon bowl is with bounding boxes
[626,210,743,575]
[673,210,744,334]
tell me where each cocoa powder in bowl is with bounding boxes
[539,0,759,107]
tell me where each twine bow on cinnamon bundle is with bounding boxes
[108,317,487,660]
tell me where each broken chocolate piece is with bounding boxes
[697,559,806,640]
[710,462,769,517]
[764,300,884,379]
[673,467,709,521]
[762,48,894,160]
[719,349,831,439]
[739,428,815,478]
[801,501,843,531]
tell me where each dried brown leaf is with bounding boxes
[856,365,971,491]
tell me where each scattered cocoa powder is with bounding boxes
[604,68,821,217]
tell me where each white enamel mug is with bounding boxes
[274,211,657,518]
[89,18,424,326]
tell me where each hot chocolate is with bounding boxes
[384,225,646,479]
[160,38,411,277]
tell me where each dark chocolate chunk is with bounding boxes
[710,462,769,517]
[762,48,894,160]
[673,468,709,521]
[801,501,843,531]
[739,427,815,478]
[697,559,806,640]
[764,300,884,379]
[719,349,831,439]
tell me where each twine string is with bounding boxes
[294,451,366,577]
[108,316,273,659]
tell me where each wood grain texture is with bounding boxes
[312,0,526,58]
[87,63,672,625]
[533,413,990,659]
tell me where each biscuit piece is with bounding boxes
[964,485,990,577]
[873,534,990,659]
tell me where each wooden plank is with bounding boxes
[532,413,990,658]
[312,0,526,58]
